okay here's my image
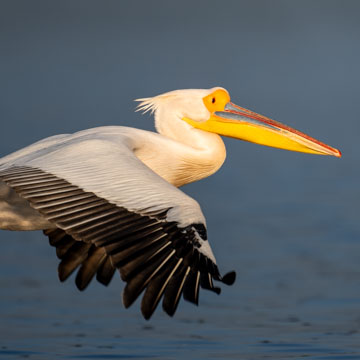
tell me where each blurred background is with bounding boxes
[1,0,360,359]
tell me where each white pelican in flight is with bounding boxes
[0,87,341,319]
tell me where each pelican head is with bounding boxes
[137,87,341,157]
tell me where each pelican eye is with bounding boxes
[212,97,216,104]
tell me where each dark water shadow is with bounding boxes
[0,349,42,357]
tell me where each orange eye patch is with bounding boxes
[203,89,230,113]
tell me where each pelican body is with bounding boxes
[0,87,341,319]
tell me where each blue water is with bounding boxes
[1,0,360,358]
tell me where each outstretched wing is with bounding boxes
[0,131,235,319]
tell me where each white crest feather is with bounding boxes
[135,97,158,114]
[135,89,194,115]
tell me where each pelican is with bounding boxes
[0,87,341,319]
